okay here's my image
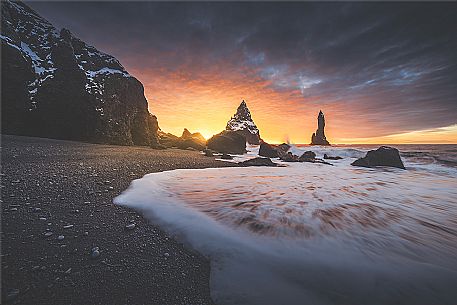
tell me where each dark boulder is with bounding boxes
[220,153,233,160]
[239,157,277,167]
[295,151,333,165]
[259,142,279,158]
[203,148,214,157]
[324,154,343,160]
[351,146,405,169]
[299,151,316,161]
[207,130,246,154]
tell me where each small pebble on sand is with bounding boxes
[125,223,136,230]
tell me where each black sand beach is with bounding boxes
[1,135,234,305]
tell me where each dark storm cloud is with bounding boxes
[27,1,457,136]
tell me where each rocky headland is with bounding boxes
[1,1,159,146]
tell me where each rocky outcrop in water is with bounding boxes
[324,154,343,160]
[207,130,246,154]
[259,142,292,159]
[298,151,333,165]
[1,0,159,146]
[226,100,260,145]
[351,146,405,169]
[298,151,316,161]
[310,110,330,146]
[259,142,279,158]
[278,151,299,162]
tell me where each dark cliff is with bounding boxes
[1,1,159,146]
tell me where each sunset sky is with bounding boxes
[28,2,457,144]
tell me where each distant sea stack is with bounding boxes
[226,100,261,145]
[310,110,330,146]
[1,0,159,146]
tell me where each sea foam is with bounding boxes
[114,145,457,305]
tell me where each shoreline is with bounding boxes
[1,135,235,305]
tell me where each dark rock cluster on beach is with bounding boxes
[310,110,330,146]
[351,146,405,169]
[239,157,278,167]
[1,1,159,146]
[225,100,261,145]
[159,128,206,150]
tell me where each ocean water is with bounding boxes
[114,144,457,305]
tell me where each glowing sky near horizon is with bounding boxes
[28,2,457,143]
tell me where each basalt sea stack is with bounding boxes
[310,110,330,146]
[1,0,159,146]
[226,100,261,145]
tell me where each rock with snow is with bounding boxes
[310,110,330,146]
[1,0,159,146]
[351,146,405,169]
[226,100,261,145]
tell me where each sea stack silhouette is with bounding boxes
[310,110,330,145]
[226,100,260,144]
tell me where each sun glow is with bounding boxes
[128,66,457,145]
[338,125,457,144]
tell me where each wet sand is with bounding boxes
[1,135,235,305]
